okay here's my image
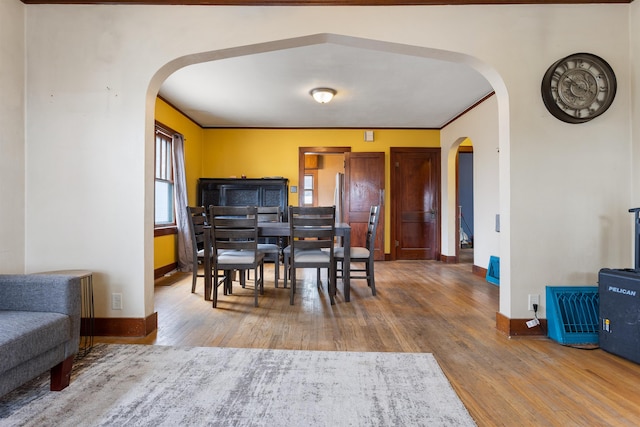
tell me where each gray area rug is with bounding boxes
[0,344,475,426]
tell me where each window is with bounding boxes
[155,125,175,226]
[302,171,317,206]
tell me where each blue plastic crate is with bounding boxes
[486,256,499,286]
[546,286,599,345]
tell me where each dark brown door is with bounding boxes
[344,152,385,261]
[391,147,441,260]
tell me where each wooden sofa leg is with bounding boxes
[50,355,74,391]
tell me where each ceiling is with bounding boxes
[21,1,634,5]
[159,42,495,129]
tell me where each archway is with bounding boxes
[145,33,511,321]
[442,137,474,264]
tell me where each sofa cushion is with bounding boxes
[0,311,71,374]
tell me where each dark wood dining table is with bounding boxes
[202,222,352,303]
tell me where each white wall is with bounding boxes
[442,94,512,313]
[632,2,640,209]
[19,4,633,322]
[0,0,25,273]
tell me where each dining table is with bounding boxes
[202,222,352,303]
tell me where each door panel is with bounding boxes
[391,148,440,260]
[345,152,385,261]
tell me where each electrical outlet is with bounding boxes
[112,293,123,310]
[528,294,540,311]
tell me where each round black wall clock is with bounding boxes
[541,53,617,124]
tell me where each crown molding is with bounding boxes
[19,0,634,6]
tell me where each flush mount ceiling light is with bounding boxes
[310,88,337,104]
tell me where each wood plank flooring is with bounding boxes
[97,255,640,426]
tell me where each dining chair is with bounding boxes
[209,205,265,308]
[288,206,336,305]
[186,206,212,295]
[257,206,283,287]
[334,205,380,296]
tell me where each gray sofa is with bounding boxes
[0,274,81,397]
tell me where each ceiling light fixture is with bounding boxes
[310,88,337,104]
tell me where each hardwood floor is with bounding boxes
[97,256,640,426]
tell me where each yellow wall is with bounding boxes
[202,128,440,206]
[153,98,204,271]
[154,234,176,271]
[203,128,441,253]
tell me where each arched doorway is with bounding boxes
[146,33,510,323]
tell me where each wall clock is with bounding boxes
[541,53,617,124]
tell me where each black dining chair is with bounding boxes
[334,205,380,296]
[288,206,336,305]
[186,206,212,295]
[209,205,265,308]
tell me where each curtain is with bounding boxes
[173,133,192,272]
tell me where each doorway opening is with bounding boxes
[298,147,350,212]
[299,147,349,210]
[457,146,474,265]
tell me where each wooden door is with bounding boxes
[344,152,385,261]
[391,147,441,260]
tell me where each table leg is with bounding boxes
[204,226,212,301]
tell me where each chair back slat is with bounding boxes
[215,240,255,251]
[214,229,256,240]
[293,240,333,251]
[294,217,334,227]
[257,206,281,223]
[214,217,256,229]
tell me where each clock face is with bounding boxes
[541,53,617,124]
